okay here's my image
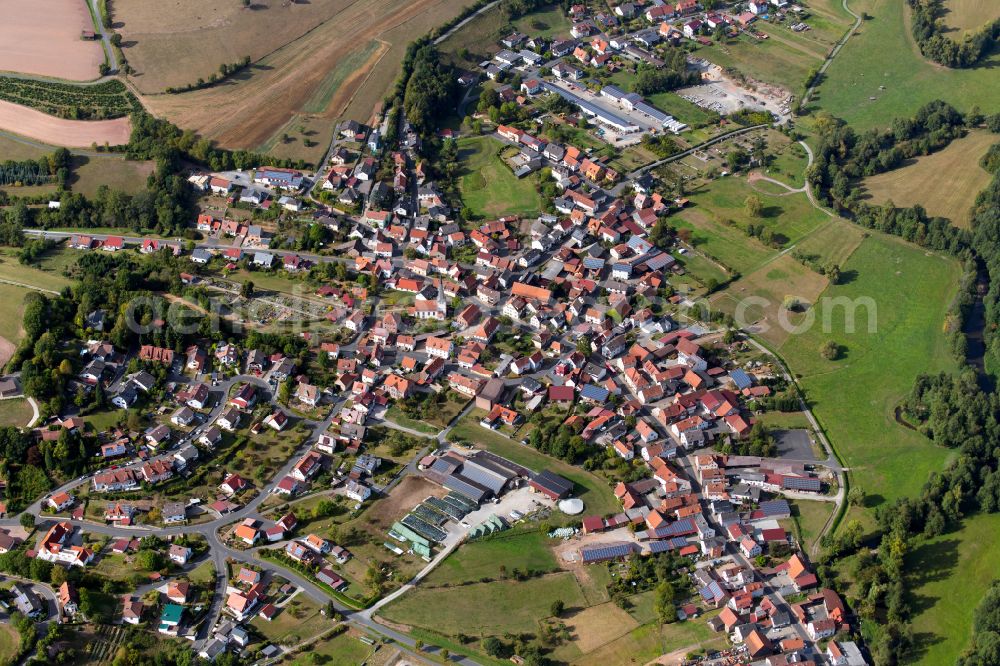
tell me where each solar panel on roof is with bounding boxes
[647,539,681,554]
[782,476,821,491]
[580,384,609,401]
[657,518,695,537]
[634,101,672,124]
[644,252,675,270]
[730,369,752,390]
[581,542,635,563]
[758,499,791,517]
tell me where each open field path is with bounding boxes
[433,0,501,44]
[25,398,39,428]
[0,277,61,295]
[88,0,119,74]
[802,0,862,105]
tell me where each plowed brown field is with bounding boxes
[0,100,131,147]
[0,0,104,81]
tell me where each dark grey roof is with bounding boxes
[460,459,512,494]
[442,474,489,503]
[530,469,573,496]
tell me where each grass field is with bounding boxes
[0,145,152,198]
[513,5,572,38]
[906,513,1000,664]
[457,135,544,218]
[756,410,813,429]
[438,4,507,63]
[187,559,215,585]
[423,531,558,587]
[132,0,472,160]
[647,92,721,129]
[0,282,32,346]
[450,410,618,516]
[940,0,1000,36]
[250,595,330,646]
[570,611,726,666]
[674,250,730,288]
[713,252,831,347]
[0,249,79,292]
[861,130,996,227]
[790,215,867,268]
[383,406,438,435]
[0,622,18,665]
[0,134,50,160]
[288,629,374,665]
[811,0,1000,130]
[610,144,660,173]
[380,572,587,636]
[787,499,835,553]
[673,177,828,275]
[765,136,809,188]
[71,155,155,197]
[673,210,774,276]
[0,399,33,428]
[775,233,961,504]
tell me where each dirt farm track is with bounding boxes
[0,0,104,81]
[0,100,131,147]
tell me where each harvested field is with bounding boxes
[131,0,472,159]
[942,0,1000,36]
[563,603,638,653]
[712,253,830,348]
[0,0,104,81]
[0,100,131,147]
[71,155,155,196]
[115,0,361,93]
[861,130,996,227]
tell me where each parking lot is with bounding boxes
[774,429,820,461]
[680,60,792,119]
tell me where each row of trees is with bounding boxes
[164,56,252,94]
[908,0,1000,68]
[0,148,70,187]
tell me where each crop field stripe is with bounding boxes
[303,39,387,113]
